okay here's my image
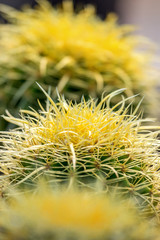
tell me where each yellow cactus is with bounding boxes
[0,185,159,240]
[0,0,158,126]
[0,88,160,216]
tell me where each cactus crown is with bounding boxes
[0,88,160,215]
[0,185,159,240]
[0,0,157,117]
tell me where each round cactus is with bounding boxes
[0,0,158,130]
[0,88,160,216]
[0,184,159,240]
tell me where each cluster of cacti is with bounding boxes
[0,184,159,240]
[0,0,158,130]
[0,88,160,217]
[0,1,160,239]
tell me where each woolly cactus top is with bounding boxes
[0,88,160,216]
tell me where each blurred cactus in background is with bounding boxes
[0,184,159,240]
[0,89,160,216]
[0,0,158,130]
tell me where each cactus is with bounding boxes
[0,0,158,130]
[0,88,160,216]
[0,184,159,240]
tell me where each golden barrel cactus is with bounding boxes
[0,88,160,216]
[0,0,158,130]
[0,185,159,240]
